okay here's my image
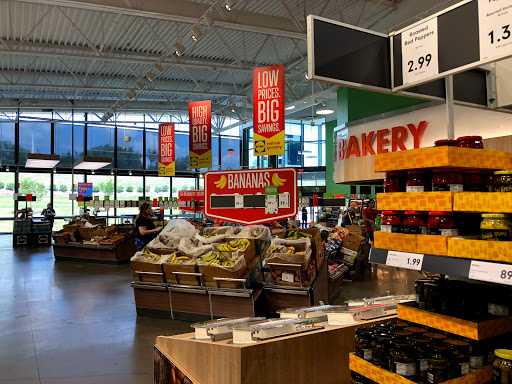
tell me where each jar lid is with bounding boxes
[482,213,509,219]
[382,211,401,215]
[405,211,424,215]
[409,336,430,344]
[355,327,373,334]
[407,170,425,175]
[424,332,447,340]
[495,349,512,360]
[433,168,461,172]
[432,343,452,352]
[385,171,403,176]
[462,169,480,173]
[444,338,470,347]
[495,170,512,175]
[456,135,482,141]
[434,139,456,145]
[391,339,413,347]
[404,326,427,333]
[428,211,455,216]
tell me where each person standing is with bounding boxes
[341,206,356,226]
[362,199,379,243]
[42,203,56,231]
[301,207,308,228]
[135,203,162,250]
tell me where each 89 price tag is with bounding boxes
[386,251,424,271]
[479,0,512,61]
[469,260,512,285]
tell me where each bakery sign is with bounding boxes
[337,121,427,160]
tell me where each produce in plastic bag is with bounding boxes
[194,226,235,244]
[232,225,271,241]
[178,237,219,258]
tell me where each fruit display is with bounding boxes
[268,245,305,255]
[200,251,238,267]
[285,230,313,240]
[166,253,196,264]
[217,239,250,252]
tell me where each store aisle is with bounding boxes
[0,236,420,383]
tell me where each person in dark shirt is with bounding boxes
[135,203,162,250]
[362,199,379,243]
[341,206,356,226]
[301,207,308,228]
[42,203,56,230]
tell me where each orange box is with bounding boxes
[374,146,512,172]
[448,237,512,263]
[453,192,512,213]
[349,354,492,384]
[416,234,448,256]
[377,192,454,212]
[374,232,418,253]
[398,303,512,340]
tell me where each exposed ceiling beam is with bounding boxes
[366,0,399,8]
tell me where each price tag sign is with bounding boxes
[401,17,439,85]
[479,0,512,61]
[234,195,244,209]
[386,251,424,271]
[469,260,512,285]
[282,272,294,283]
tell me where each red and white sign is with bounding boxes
[189,100,212,169]
[205,168,297,225]
[159,123,175,176]
[253,64,285,156]
[178,190,205,213]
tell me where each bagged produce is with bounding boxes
[231,225,271,241]
[194,226,235,244]
[178,237,220,258]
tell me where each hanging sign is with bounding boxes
[159,123,175,176]
[205,168,297,225]
[401,18,439,85]
[478,0,512,61]
[178,190,205,213]
[189,100,212,169]
[77,182,93,207]
[253,64,285,156]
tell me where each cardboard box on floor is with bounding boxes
[345,225,367,238]
[343,232,366,253]
[284,228,323,271]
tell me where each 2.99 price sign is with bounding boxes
[479,0,512,61]
[401,17,439,85]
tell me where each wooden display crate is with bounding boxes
[447,237,512,263]
[349,354,492,384]
[377,192,454,211]
[453,192,512,213]
[398,302,512,340]
[163,261,199,286]
[131,260,166,283]
[374,146,512,172]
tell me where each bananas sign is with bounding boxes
[204,168,298,225]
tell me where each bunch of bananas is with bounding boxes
[214,175,227,189]
[268,245,304,255]
[272,173,287,187]
[286,230,313,240]
[203,233,221,239]
[200,251,237,267]
[167,253,194,264]
[217,239,250,252]
[140,248,162,263]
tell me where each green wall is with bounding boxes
[326,87,428,197]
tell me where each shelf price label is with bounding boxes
[469,260,512,286]
[386,251,424,271]
[401,17,439,85]
[479,0,512,61]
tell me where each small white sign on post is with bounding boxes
[479,0,512,61]
[386,250,424,271]
[401,17,439,85]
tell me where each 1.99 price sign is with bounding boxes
[479,0,512,61]
[401,17,439,85]
[386,251,424,271]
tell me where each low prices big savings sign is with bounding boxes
[205,168,297,225]
[189,100,212,169]
[159,123,175,176]
[253,64,285,156]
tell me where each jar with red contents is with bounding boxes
[381,211,403,233]
[406,171,426,193]
[404,211,427,235]
[435,139,457,147]
[427,212,459,236]
[456,135,484,149]
[432,168,463,192]
[462,170,483,192]
[384,172,405,193]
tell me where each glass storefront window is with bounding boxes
[221,136,240,169]
[19,120,51,164]
[19,172,51,217]
[117,127,144,170]
[55,123,85,167]
[116,176,143,215]
[52,173,85,231]
[0,120,16,165]
[87,124,114,168]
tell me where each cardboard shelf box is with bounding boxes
[377,192,454,211]
[398,302,512,340]
[453,192,512,213]
[374,232,448,255]
[448,237,512,263]
[284,228,323,271]
[349,354,492,384]
[374,146,512,172]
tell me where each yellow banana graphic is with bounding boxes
[214,175,227,189]
[272,173,285,187]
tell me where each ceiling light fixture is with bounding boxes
[316,109,335,115]
[101,115,108,123]
[111,169,114,175]
[6,166,9,172]
[231,105,236,113]
[25,153,61,169]
[199,173,204,179]
[153,62,164,73]
[74,156,112,170]
[126,88,136,100]
[191,25,203,42]
[135,79,146,90]
[91,170,95,174]
[203,11,214,26]
[285,105,296,110]
[225,0,237,11]
[146,71,156,81]
[174,42,186,56]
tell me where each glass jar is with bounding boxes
[404,211,427,235]
[435,139,457,147]
[432,168,463,192]
[446,280,470,318]
[482,170,495,192]
[468,340,485,373]
[463,170,483,192]
[390,340,417,379]
[381,211,403,233]
[391,330,413,340]
[427,212,459,236]
[494,170,512,192]
[424,332,448,343]
[456,135,484,149]
[404,326,427,337]
[387,320,410,330]
[384,171,405,193]
[407,171,426,193]
[425,281,447,313]
[427,344,454,383]
[351,372,368,384]
[488,290,511,318]
[372,333,392,369]
[444,339,471,377]
[355,328,374,361]
[411,336,431,379]
[481,213,512,241]
[415,279,432,309]
[492,349,512,383]
[371,324,392,334]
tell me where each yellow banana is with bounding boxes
[276,175,287,184]
[176,256,190,260]
[271,173,283,187]
[214,175,227,189]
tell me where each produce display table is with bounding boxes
[154,317,395,384]
[53,233,136,264]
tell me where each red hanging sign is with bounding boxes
[189,100,212,169]
[178,190,205,212]
[253,64,285,156]
[159,123,175,176]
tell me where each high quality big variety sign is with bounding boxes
[159,123,175,176]
[178,190,205,213]
[189,100,212,169]
[205,168,297,225]
[253,64,285,156]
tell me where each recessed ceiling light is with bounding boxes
[316,109,334,115]
[285,105,295,110]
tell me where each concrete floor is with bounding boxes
[0,236,421,383]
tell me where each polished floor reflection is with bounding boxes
[0,237,421,383]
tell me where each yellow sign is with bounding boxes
[158,161,175,177]
[189,150,212,169]
[253,130,285,156]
